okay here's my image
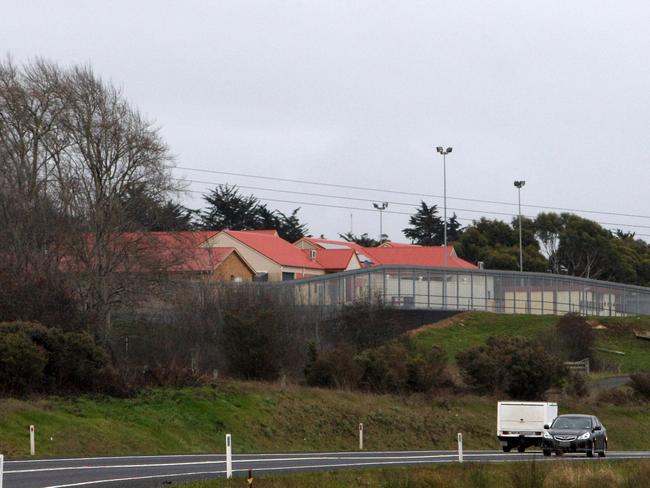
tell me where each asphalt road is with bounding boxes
[4,450,650,488]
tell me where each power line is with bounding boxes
[177,186,650,238]
[176,177,650,234]
[175,165,650,221]
[178,178,521,218]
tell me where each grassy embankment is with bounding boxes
[1,380,649,459]
[412,312,650,373]
[0,312,648,459]
[179,460,650,488]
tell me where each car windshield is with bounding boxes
[552,417,592,430]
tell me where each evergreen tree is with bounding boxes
[339,232,381,247]
[199,185,261,230]
[402,201,445,245]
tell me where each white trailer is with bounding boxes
[497,401,558,452]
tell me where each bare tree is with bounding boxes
[1,58,176,341]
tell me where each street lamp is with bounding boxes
[372,202,388,244]
[514,180,526,272]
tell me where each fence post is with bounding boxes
[0,453,4,488]
[30,425,35,456]
[225,434,232,479]
[359,423,364,450]
[457,433,463,463]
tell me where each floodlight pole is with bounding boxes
[372,202,388,244]
[437,147,452,308]
[514,180,526,273]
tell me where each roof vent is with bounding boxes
[309,249,317,261]
[478,261,484,269]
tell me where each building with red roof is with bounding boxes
[293,236,477,270]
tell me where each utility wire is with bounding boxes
[175,165,650,221]
[178,186,650,238]
[176,177,650,234]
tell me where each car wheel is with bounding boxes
[598,440,607,458]
[517,445,526,453]
[502,446,511,453]
[543,450,551,457]
[586,442,595,458]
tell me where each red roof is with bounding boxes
[302,248,356,271]
[223,230,323,269]
[294,237,476,269]
[362,246,477,269]
[296,237,367,252]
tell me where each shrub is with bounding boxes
[305,337,451,394]
[222,310,283,381]
[457,336,567,399]
[0,331,48,394]
[0,321,113,395]
[554,313,595,362]
[630,373,650,399]
[304,342,362,389]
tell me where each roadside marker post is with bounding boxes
[359,423,363,450]
[0,453,4,488]
[457,433,463,463]
[30,425,35,456]
[225,434,233,479]
[247,468,254,487]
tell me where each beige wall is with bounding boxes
[203,233,282,280]
[213,253,254,282]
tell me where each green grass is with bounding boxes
[179,460,650,488]
[1,381,650,459]
[412,312,650,373]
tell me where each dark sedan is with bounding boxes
[542,414,607,457]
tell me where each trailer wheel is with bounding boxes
[502,445,511,453]
[517,445,526,453]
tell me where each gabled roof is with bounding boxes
[219,230,323,269]
[302,248,357,271]
[362,246,477,269]
[295,237,366,252]
[293,237,476,269]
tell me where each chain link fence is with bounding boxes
[277,266,650,316]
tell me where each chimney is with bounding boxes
[478,261,484,269]
[309,249,317,261]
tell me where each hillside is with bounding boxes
[411,312,650,373]
[1,381,650,459]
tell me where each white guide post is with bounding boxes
[225,433,233,479]
[30,425,35,456]
[457,433,463,463]
[359,423,364,450]
[0,453,4,488]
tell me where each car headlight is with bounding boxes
[543,431,553,439]
[578,432,591,440]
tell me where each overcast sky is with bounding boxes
[3,0,649,241]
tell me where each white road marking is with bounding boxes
[40,454,650,488]
[6,452,544,474]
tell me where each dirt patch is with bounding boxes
[587,319,608,330]
[407,312,471,336]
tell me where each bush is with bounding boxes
[0,331,48,394]
[554,313,595,362]
[305,337,450,394]
[630,373,650,399]
[222,310,283,381]
[304,342,363,389]
[0,321,113,395]
[457,336,567,399]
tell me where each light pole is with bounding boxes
[436,147,452,266]
[372,202,388,244]
[514,180,526,272]
[436,146,452,309]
